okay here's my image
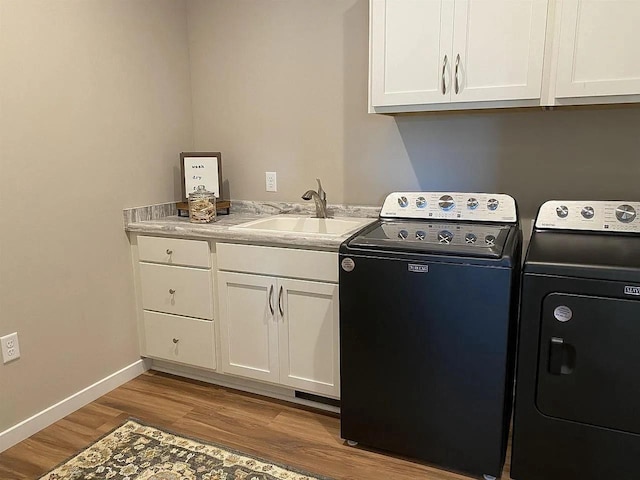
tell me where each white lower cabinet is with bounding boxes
[131,235,340,399]
[132,235,216,371]
[217,244,340,398]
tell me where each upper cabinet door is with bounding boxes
[370,0,455,106]
[451,0,549,103]
[555,0,640,98]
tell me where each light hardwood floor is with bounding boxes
[0,371,512,479]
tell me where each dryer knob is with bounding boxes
[467,198,479,210]
[487,198,499,211]
[416,196,427,208]
[397,196,409,208]
[438,195,455,211]
[556,205,569,218]
[581,206,595,219]
[616,204,636,223]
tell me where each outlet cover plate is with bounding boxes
[265,172,277,192]
[1,332,20,363]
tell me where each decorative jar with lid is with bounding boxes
[188,185,216,223]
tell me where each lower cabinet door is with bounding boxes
[217,271,280,383]
[143,311,216,370]
[278,278,340,397]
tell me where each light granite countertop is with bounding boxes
[124,200,381,251]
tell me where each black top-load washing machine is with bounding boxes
[339,192,522,480]
[512,200,640,480]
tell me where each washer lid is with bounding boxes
[348,220,513,258]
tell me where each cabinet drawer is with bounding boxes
[138,236,210,268]
[217,243,338,283]
[140,263,213,319]
[143,311,216,370]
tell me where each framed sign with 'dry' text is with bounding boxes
[180,152,222,201]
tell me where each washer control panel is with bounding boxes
[536,200,640,233]
[380,192,517,222]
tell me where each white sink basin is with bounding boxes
[232,216,375,237]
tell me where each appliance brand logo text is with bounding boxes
[624,286,640,296]
[408,264,429,273]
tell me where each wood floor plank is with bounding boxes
[0,370,514,479]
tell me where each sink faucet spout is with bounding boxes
[301,178,328,218]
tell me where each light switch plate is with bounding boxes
[1,332,20,363]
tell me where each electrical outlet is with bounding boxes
[265,172,277,192]
[1,332,20,364]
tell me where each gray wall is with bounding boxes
[2,0,639,438]
[188,0,640,218]
[0,0,193,432]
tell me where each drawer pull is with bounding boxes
[168,288,176,295]
[172,338,179,344]
[166,249,173,255]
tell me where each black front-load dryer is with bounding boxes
[511,200,640,480]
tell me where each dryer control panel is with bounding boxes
[536,200,640,233]
[380,192,517,223]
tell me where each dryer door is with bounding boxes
[536,293,640,433]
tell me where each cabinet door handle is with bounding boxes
[278,286,284,318]
[268,285,275,315]
[441,54,448,94]
[168,288,176,295]
[454,54,460,94]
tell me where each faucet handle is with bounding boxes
[316,178,326,201]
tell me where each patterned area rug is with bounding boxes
[40,419,332,480]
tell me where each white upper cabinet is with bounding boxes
[370,0,549,111]
[451,0,548,102]
[370,0,454,106]
[554,0,640,99]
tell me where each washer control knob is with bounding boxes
[616,204,637,223]
[415,230,426,241]
[556,205,569,218]
[397,196,409,208]
[416,196,427,209]
[487,198,499,211]
[581,206,595,219]
[438,230,453,244]
[485,235,496,247]
[438,195,455,211]
[398,229,408,240]
[465,233,477,244]
[467,198,479,210]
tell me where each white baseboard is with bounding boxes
[0,358,151,453]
